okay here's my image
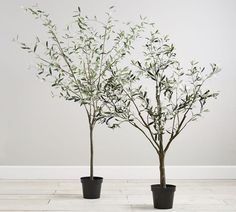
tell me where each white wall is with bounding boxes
[0,0,235,166]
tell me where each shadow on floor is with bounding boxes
[53,194,83,199]
[131,204,156,211]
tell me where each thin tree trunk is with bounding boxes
[89,125,94,180]
[159,153,166,188]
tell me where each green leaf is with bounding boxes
[21,46,30,50]
[33,44,37,52]
[148,121,154,126]
[137,61,142,68]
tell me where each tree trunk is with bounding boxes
[89,125,94,180]
[159,153,166,188]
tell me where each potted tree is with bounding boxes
[17,6,145,199]
[103,24,220,208]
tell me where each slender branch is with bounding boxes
[123,88,158,145]
[97,23,108,86]
[130,122,159,153]
[36,55,72,76]
[49,30,90,116]
[169,112,176,138]
[177,117,193,134]
[58,82,91,119]
[164,83,203,153]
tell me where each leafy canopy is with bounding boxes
[103,24,220,154]
[18,6,146,127]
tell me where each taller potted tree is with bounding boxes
[103,24,220,208]
[17,6,145,199]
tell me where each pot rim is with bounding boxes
[80,176,103,183]
[151,184,176,192]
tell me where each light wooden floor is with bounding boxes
[0,179,235,211]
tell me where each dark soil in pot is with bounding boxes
[81,176,103,199]
[151,184,176,209]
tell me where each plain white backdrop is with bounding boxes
[0,0,235,167]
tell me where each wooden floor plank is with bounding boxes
[0,180,235,211]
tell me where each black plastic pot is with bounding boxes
[80,176,103,199]
[151,184,176,209]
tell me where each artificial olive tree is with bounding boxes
[18,6,145,179]
[103,24,220,187]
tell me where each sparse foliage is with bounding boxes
[17,6,146,179]
[103,24,220,187]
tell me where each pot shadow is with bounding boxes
[131,204,157,211]
[132,204,175,211]
[53,194,83,199]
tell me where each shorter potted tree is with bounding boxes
[17,5,145,199]
[103,24,220,209]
